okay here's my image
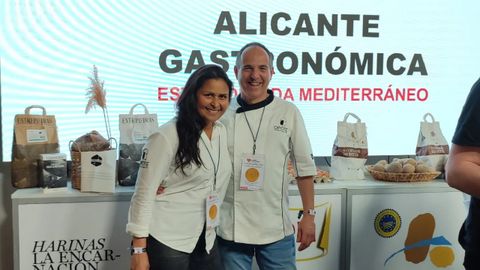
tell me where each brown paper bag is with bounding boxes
[118,103,158,186]
[11,105,59,188]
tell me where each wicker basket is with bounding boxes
[69,136,116,190]
[366,165,441,182]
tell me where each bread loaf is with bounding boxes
[71,130,111,152]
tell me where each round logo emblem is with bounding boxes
[245,168,260,182]
[374,209,401,238]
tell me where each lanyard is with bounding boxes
[243,107,266,155]
[200,135,220,191]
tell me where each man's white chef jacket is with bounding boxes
[218,91,316,244]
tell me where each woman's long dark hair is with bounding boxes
[175,64,233,174]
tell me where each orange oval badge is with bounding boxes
[209,204,218,220]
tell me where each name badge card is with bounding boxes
[240,154,265,190]
[206,192,220,229]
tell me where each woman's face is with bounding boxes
[196,78,230,127]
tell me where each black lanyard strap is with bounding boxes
[243,107,266,155]
[200,135,220,191]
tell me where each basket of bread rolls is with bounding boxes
[367,158,441,182]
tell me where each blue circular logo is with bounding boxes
[374,209,401,238]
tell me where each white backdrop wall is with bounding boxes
[2,0,480,161]
[1,1,480,269]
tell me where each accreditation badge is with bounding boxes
[239,153,265,190]
[206,192,220,229]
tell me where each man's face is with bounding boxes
[234,46,274,104]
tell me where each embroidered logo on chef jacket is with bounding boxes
[274,119,288,134]
[139,148,149,168]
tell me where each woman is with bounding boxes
[127,64,233,270]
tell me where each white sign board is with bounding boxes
[18,201,131,270]
[350,191,466,270]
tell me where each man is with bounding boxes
[217,42,317,270]
[446,77,480,270]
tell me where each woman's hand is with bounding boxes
[130,252,149,270]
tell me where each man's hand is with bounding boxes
[296,215,316,251]
[295,175,316,251]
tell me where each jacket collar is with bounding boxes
[236,90,274,113]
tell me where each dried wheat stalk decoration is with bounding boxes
[85,65,112,138]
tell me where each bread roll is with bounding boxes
[376,160,388,166]
[386,162,403,173]
[402,163,416,173]
[415,164,434,173]
[403,158,417,167]
[373,164,385,172]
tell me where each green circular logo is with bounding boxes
[374,209,401,238]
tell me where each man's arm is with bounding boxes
[446,143,480,197]
[296,175,316,251]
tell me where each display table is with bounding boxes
[12,185,134,270]
[12,179,465,270]
[344,179,466,270]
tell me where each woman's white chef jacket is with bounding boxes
[126,119,232,253]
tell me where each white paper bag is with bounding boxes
[415,113,449,172]
[330,113,368,180]
[80,148,117,193]
[118,103,158,186]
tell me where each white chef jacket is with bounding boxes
[218,91,316,244]
[126,119,231,253]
